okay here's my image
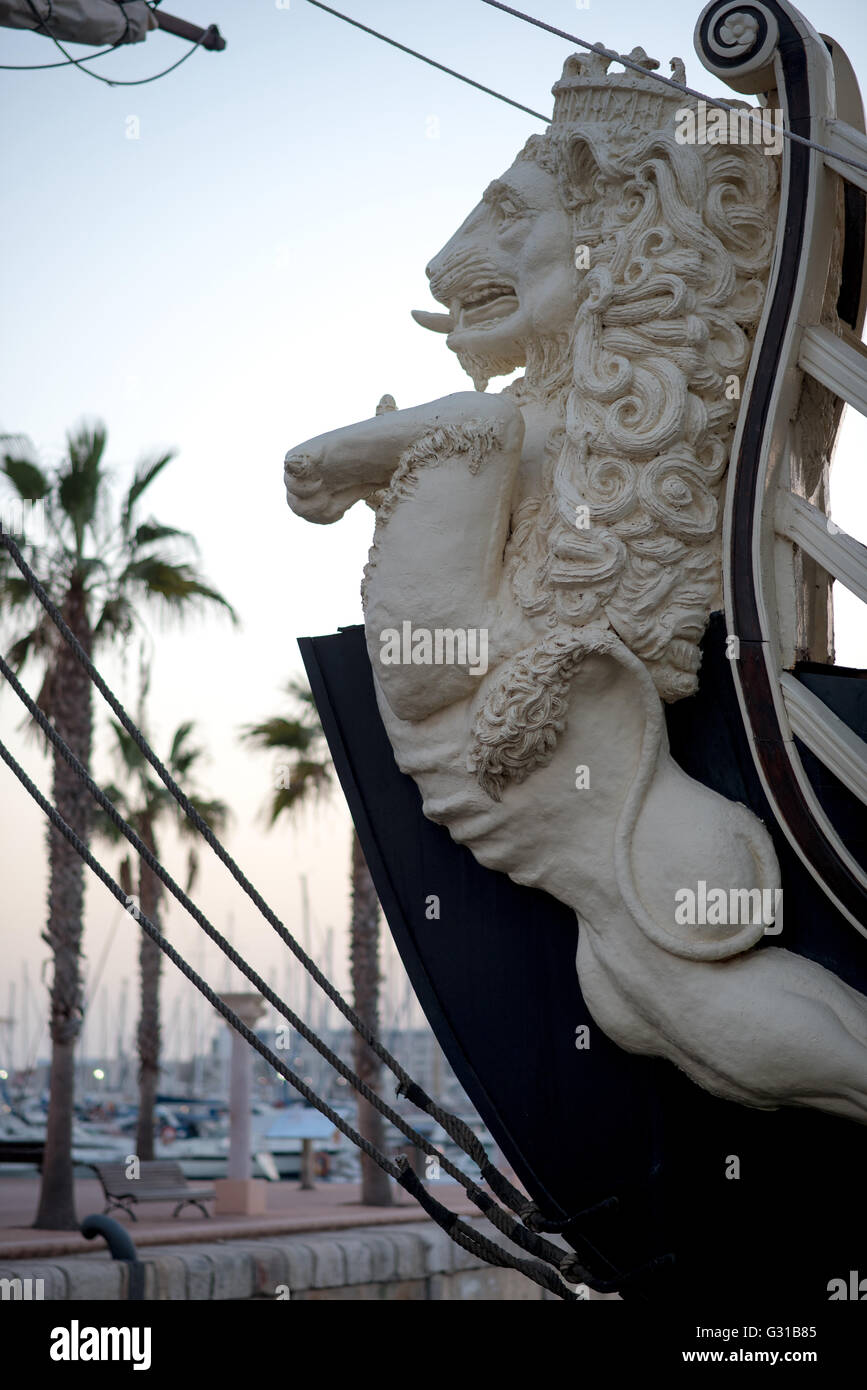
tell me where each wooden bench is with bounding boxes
[91,1160,215,1220]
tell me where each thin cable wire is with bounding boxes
[0,44,119,70]
[0,642,612,1290]
[0,528,540,1225]
[304,0,549,123]
[480,0,867,182]
[37,32,205,87]
[0,728,582,1301]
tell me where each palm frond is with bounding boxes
[131,521,197,553]
[0,575,38,616]
[185,793,229,836]
[167,721,200,777]
[2,454,50,502]
[242,680,333,825]
[107,718,149,777]
[5,618,52,672]
[265,783,315,825]
[94,782,132,845]
[58,422,108,551]
[66,422,107,475]
[73,555,108,585]
[119,557,238,623]
[240,715,317,754]
[121,453,175,535]
[285,677,320,711]
[263,757,331,825]
[93,595,136,643]
[184,845,199,896]
[119,855,134,900]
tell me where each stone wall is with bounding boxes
[0,1219,557,1301]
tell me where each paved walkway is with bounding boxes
[0,1175,478,1259]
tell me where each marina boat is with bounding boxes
[0,1109,131,1173]
[153,1100,349,1180]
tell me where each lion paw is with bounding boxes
[283,449,355,524]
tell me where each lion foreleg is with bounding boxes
[362,399,524,723]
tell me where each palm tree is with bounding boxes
[241,681,393,1206]
[0,422,236,1228]
[100,694,229,1158]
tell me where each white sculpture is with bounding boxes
[285,46,867,1121]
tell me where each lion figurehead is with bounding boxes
[424,48,779,701]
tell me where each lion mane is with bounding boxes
[499,112,779,703]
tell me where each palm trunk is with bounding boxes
[349,830,392,1206]
[34,583,92,1230]
[135,825,162,1160]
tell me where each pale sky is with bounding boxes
[1,0,865,1072]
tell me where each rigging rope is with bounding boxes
[0,722,587,1300]
[0,525,653,1291]
[0,528,543,1225]
[0,637,617,1289]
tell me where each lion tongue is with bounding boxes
[411,309,454,333]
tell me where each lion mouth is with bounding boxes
[454,283,518,329]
